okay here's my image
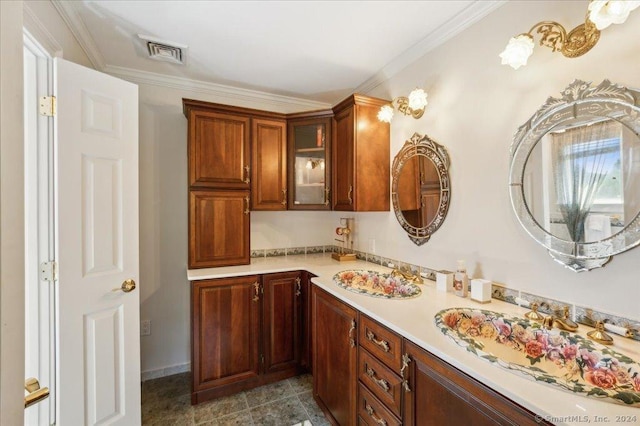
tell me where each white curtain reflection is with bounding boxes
[551,120,621,242]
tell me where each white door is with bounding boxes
[55,57,140,425]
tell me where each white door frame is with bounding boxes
[23,29,56,426]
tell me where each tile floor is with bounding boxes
[141,373,330,425]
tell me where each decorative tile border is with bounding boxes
[249,244,639,341]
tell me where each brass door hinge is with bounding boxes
[39,96,56,117]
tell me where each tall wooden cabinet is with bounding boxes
[332,94,390,212]
[312,285,358,426]
[191,271,306,404]
[184,100,288,268]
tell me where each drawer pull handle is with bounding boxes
[244,165,250,184]
[349,319,356,348]
[366,330,390,352]
[365,401,387,426]
[281,188,287,206]
[252,281,260,302]
[324,187,330,206]
[401,353,412,392]
[366,365,390,392]
[295,277,301,297]
[244,196,250,214]
[347,185,353,205]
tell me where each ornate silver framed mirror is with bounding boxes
[509,80,640,271]
[392,132,451,245]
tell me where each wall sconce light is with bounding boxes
[377,88,428,123]
[499,0,639,70]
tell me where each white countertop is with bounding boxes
[188,254,640,425]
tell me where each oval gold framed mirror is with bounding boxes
[392,132,451,245]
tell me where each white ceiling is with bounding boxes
[54,1,503,106]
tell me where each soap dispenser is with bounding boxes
[453,260,468,297]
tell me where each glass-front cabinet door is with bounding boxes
[287,115,332,210]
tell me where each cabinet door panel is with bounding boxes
[263,271,301,374]
[403,341,545,426]
[189,190,249,268]
[251,118,287,210]
[192,276,260,393]
[332,107,355,211]
[312,286,357,426]
[288,117,332,210]
[188,110,250,189]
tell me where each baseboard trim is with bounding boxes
[141,362,191,382]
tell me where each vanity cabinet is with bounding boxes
[312,286,358,426]
[191,271,306,404]
[287,112,333,210]
[402,340,549,426]
[332,94,390,212]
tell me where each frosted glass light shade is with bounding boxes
[499,34,535,70]
[408,89,428,111]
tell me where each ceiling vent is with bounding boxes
[138,34,187,65]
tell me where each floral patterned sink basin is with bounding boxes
[333,270,421,299]
[435,308,640,407]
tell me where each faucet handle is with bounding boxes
[524,302,545,321]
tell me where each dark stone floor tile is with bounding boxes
[244,380,293,408]
[287,374,313,394]
[250,398,308,426]
[298,391,330,426]
[215,410,254,426]
[192,392,248,423]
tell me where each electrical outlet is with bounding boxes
[368,238,376,253]
[140,320,151,336]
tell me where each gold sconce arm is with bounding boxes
[527,17,600,58]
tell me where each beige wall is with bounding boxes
[362,0,640,318]
[1,1,25,424]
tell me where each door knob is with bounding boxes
[113,279,136,293]
[24,378,49,408]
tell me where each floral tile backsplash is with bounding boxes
[250,244,639,341]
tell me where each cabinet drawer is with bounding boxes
[359,348,402,418]
[359,315,402,371]
[358,383,401,426]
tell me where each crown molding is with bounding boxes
[104,65,332,113]
[355,0,506,94]
[23,2,64,57]
[52,0,105,70]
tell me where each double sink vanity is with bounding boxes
[187,254,640,425]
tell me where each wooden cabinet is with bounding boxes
[191,275,261,404]
[186,107,250,190]
[287,113,333,210]
[183,99,289,268]
[191,271,306,404]
[188,190,250,268]
[251,118,287,210]
[332,94,390,211]
[262,271,302,375]
[358,316,403,422]
[299,271,314,371]
[402,340,549,426]
[312,285,358,426]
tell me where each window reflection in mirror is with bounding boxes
[523,118,640,243]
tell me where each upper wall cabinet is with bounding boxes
[251,118,287,210]
[287,112,333,210]
[186,107,251,190]
[332,94,391,211]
